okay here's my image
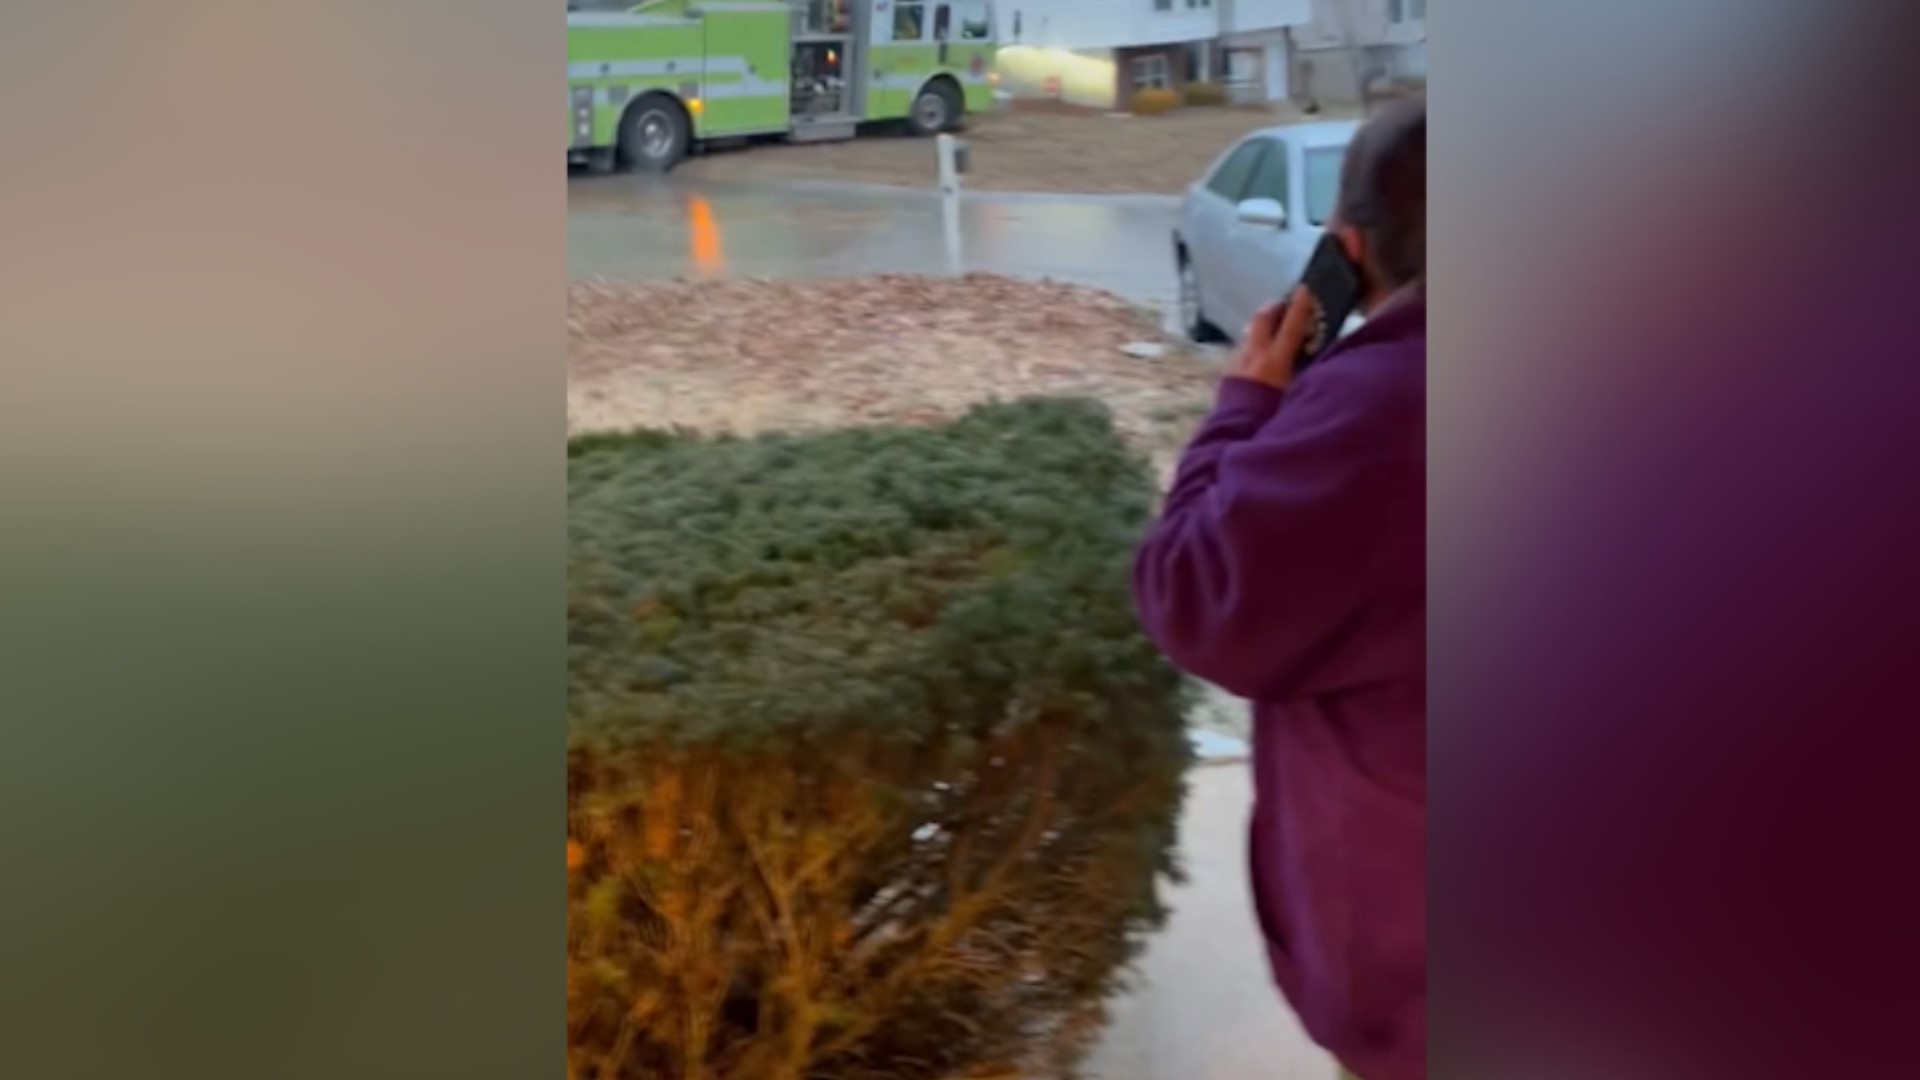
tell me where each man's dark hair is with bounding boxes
[1336,95,1426,290]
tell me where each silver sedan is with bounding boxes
[1173,121,1359,343]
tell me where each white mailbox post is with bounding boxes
[936,134,970,276]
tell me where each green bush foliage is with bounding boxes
[1128,87,1181,116]
[1182,81,1227,107]
[568,399,1192,1080]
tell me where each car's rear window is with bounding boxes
[1304,145,1346,226]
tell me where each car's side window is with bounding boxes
[1303,146,1344,225]
[1243,138,1290,219]
[1206,141,1267,202]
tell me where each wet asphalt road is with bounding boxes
[567,172,1185,312]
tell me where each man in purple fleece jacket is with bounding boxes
[1134,99,1426,1080]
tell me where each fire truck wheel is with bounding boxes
[618,95,689,173]
[906,79,960,137]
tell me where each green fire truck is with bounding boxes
[567,0,998,172]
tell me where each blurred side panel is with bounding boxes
[1434,2,1920,1078]
[0,1,560,1077]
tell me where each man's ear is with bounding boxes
[1337,225,1366,268]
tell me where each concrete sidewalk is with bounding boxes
[1085,763,1338,1080]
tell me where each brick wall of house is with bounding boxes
[1113,41,1223,108]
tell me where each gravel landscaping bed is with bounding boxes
[569,273,1219,481]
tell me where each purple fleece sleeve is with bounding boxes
[1134,371,1405,701]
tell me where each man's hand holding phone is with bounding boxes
[1231,231,1367,390]
[1229,286,1320,391]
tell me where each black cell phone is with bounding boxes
[1291,233,1364,373]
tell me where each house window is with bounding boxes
[1153,0,1172,11]
[893,1,926,40]
[1131,54,1169,91]
[1387,0,1406,21]
[1226,48,1258,87]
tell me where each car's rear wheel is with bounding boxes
[1178,252,1225,343]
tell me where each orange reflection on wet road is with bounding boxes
[687,194,726,278]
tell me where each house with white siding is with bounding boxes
[1289,0,1426,105]
[993,0,1311,110]
[1218,0,1318,105]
